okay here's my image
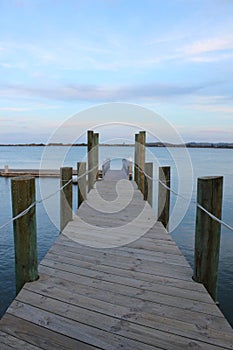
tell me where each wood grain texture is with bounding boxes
[11,176,38,294]
[1,170,232,349]
[194,176,223,301]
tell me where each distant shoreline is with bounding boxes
[0,142,233,149]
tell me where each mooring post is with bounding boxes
[11,176,38,294]
[144,162,153,206]
[94,132,99,181]
[134,134,140,186]
[88,130,94,191]
[158,166,170,230]
[129,160,132,180]
[193,176,223,302]
[77,162,87,208]
[60,167,73,232]
[139,131,146,196]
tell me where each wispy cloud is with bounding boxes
[181,36,233,63]
[0,107,30,111]
[0,82,207,102]
[192,104,233,114]
[184,37,233,55]
[0,104,60,112]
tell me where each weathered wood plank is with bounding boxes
[1,169,232,349]
[8,297,231,350]
[7,301,159,350]
[16,289,233,349]
[24,273,232,334]
[43,248,204,292]
[37,265,223,317]
[49,242,191,268]
[0,330,43,349]
[39,257,212,303]
[0,314,99,350]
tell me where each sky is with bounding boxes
[0,0,233,143]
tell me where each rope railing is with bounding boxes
[0,164,98,231]
[122,158,130,175]
[102,158,110,176]
[141,166,233,232]
[1,161,232,233]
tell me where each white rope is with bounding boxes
[143,169,233,232]
[196,203,233,231]
[0,164,98,231]
[0,202,37,231]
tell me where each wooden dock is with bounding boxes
[1,169,233,349]
[0,169,61,177]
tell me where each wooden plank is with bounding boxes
[16,289,233,349]
[43,247,204,293]
[0,330,43,349]
[50,241,191,268]
[8,296,232,350]
[24,275,232,332]
[0,314,98,350]
[7,301,159,350]
[24,273,232,333]
[49,239,189,267]
[39,257,212,303]
[38,265,223,317]
[1,169,233,349]
[44,246,193,280]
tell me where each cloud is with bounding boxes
[181,36,233,63]
[0,118,15,122]
[185,95,233,114]
[188,53,233,63]
[0,103,60,112]
[0,107,30,111]
[184,37,233,55]
[191,104,233,114]
[0,82,206,103]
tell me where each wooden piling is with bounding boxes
[88,130,94,191]
[158,166,170,230]
[193,176,223,302]
[77,162,87,208]
[129,160,132,180]
[144,162,153,206]
[134,134,140,186]
[60,167,73,232]
[94,133,99,181]
[11,176,38,294]
[139,131,146,195]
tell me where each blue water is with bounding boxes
[0,146,232,327]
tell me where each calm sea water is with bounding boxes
[0,146,233,326]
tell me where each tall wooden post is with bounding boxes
[11,176,38,294]
[77,162,87,207]
[139,131,146,195]
[94,133,99,181]
[88,130,94,191]
[158,166,170,230]
[129,160,132,180]
[144,162,153,206]
[193,176,223,302]
[60,167,73,232]
[134,134,140,186]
